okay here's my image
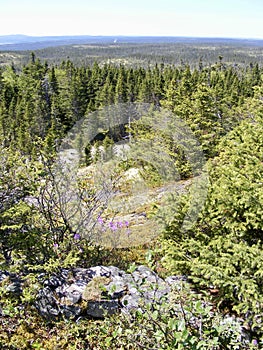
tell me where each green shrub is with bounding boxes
[158,111,263,341]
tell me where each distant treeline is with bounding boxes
[1,38,263,68]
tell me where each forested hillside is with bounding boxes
[1,38,263,68]
[1,54,262,153]
[0,53,263,348]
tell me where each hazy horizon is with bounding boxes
[1,0,263,40]
[1,34,263,40]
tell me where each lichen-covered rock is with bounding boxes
[0,266,254,345]
[0,265,174,319]
[86,300,120,318]
[82,276,112,301]
[0,266,213,321]
[33,265,174,319]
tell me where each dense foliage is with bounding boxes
[1,55,262,155]
[0,53,263,348]
[159,95,263,344]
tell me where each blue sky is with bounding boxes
[0,0,263,39]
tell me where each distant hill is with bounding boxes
[0,35,119,50]
[1,34,263,51]
[1,35,263,68]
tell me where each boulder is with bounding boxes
[0,265,253,346]
[0,266,216,321]
[34,265,173,319]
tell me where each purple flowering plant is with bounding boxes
[97,215,130,235]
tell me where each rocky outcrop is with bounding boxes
[0,265,186,319]
[0,265,252,346]
[35,265,180,319]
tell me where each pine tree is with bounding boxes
[115,65,127,103]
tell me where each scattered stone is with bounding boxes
[32,265,174,319]
[0,265,254,345]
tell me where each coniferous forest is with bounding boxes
[0,44,263,349]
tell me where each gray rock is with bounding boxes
[44,275,64,289]
[35,286,60,318]
[0,265,255,346]
[57,281,87,304]
[121,294,141,312]
[86,266,112,279]
[61,305,81,319]
[0,265,254,346]
[86,300,119,318]
[32,264,175,319]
